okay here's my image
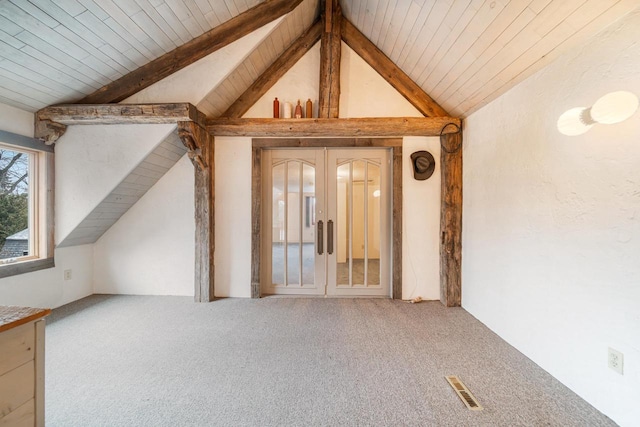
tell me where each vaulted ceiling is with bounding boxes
[0,0,637,117]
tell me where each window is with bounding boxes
[0,133,54,278]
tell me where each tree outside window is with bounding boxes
[0,147,30,260]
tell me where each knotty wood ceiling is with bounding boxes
[0,0,637,117]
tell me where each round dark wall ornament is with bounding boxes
[410,151,436,180]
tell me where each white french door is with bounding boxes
[262,148,391,297]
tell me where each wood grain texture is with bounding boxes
[36,103,206,126]
[251,147,262,298]
[178,121,214,302]
[392,146,403,300]
[222,20,322,118]
[45,152,55,258]
[207,117,462,137]
[318,0,342,118]
[253,138,402,147]
[0,360,34,419]
[0,323,34,377]
[440,128,462,307]
[341,18,449,117]
[0,398,34,427]
[77,0,303,104]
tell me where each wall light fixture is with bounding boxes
[557,91,638,136]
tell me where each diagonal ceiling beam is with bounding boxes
[341,18,450,117]
[78,0,303,105]
[222,19,322,118]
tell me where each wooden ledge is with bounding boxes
[35,103,208,144]
[206,117,462,137]
[37,103,206,127]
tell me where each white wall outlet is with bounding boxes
[608,347,624,375]
[64,269,72,281]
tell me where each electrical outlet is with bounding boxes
[608,347,624,375]
[64,269,72,281]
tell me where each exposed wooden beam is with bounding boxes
[440,124,463,307]
[318,0,342,118]
[34,120,66,145]
[341,19,450,117]
[36,103,206,127]
[78,0,303,104]
[392,146,403,300]
[207,117,461,137]
[222,20,322,118]
[178,121,215,302]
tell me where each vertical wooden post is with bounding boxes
[251,147,262,298]
[440,125,462,307]
[318,0,342,118]
[392,146,403,299]
[178,122,215,302]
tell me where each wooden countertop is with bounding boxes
[0,306,51,333]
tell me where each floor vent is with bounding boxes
[446,375,483,411]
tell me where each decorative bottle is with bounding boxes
[295,100,303,119]
[283,102,292,118]
[306,99,313,118]
[273,97,280,118]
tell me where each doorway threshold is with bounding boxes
[260,294,391,299]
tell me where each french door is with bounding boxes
[262,148,391,296]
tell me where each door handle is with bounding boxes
[317,220,324,255]
[327,220,334,255]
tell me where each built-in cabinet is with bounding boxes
[0,306,49,427]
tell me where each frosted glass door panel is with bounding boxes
[263,149,325,295]
[327,149,391,297]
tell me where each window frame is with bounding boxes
[0,130,54,278]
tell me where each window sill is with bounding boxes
[0,258,55,279]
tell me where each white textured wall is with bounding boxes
[0,103,35,137]
[339,43,423,118]
[55,124,175,243]
[93,155,194,296]
[0,104,94,308]
[462,11,640,427]
[217,45,440,299]
[403,137,440,300]
[214,137,252,298]
[92,22,278,296]
[244,43,320,119]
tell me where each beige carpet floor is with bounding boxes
[45,295,615,426]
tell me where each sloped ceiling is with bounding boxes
[0,0,638,117]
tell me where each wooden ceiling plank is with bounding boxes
[318,0,342,118]
[222,20,322,118]
[458,0,638,117]
[206,117,461,137]
[432,0,532,101]
[341,18,450,117]
[78,0,303,104]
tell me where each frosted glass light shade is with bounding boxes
[591,91,639,124]
[557,107,593,136]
